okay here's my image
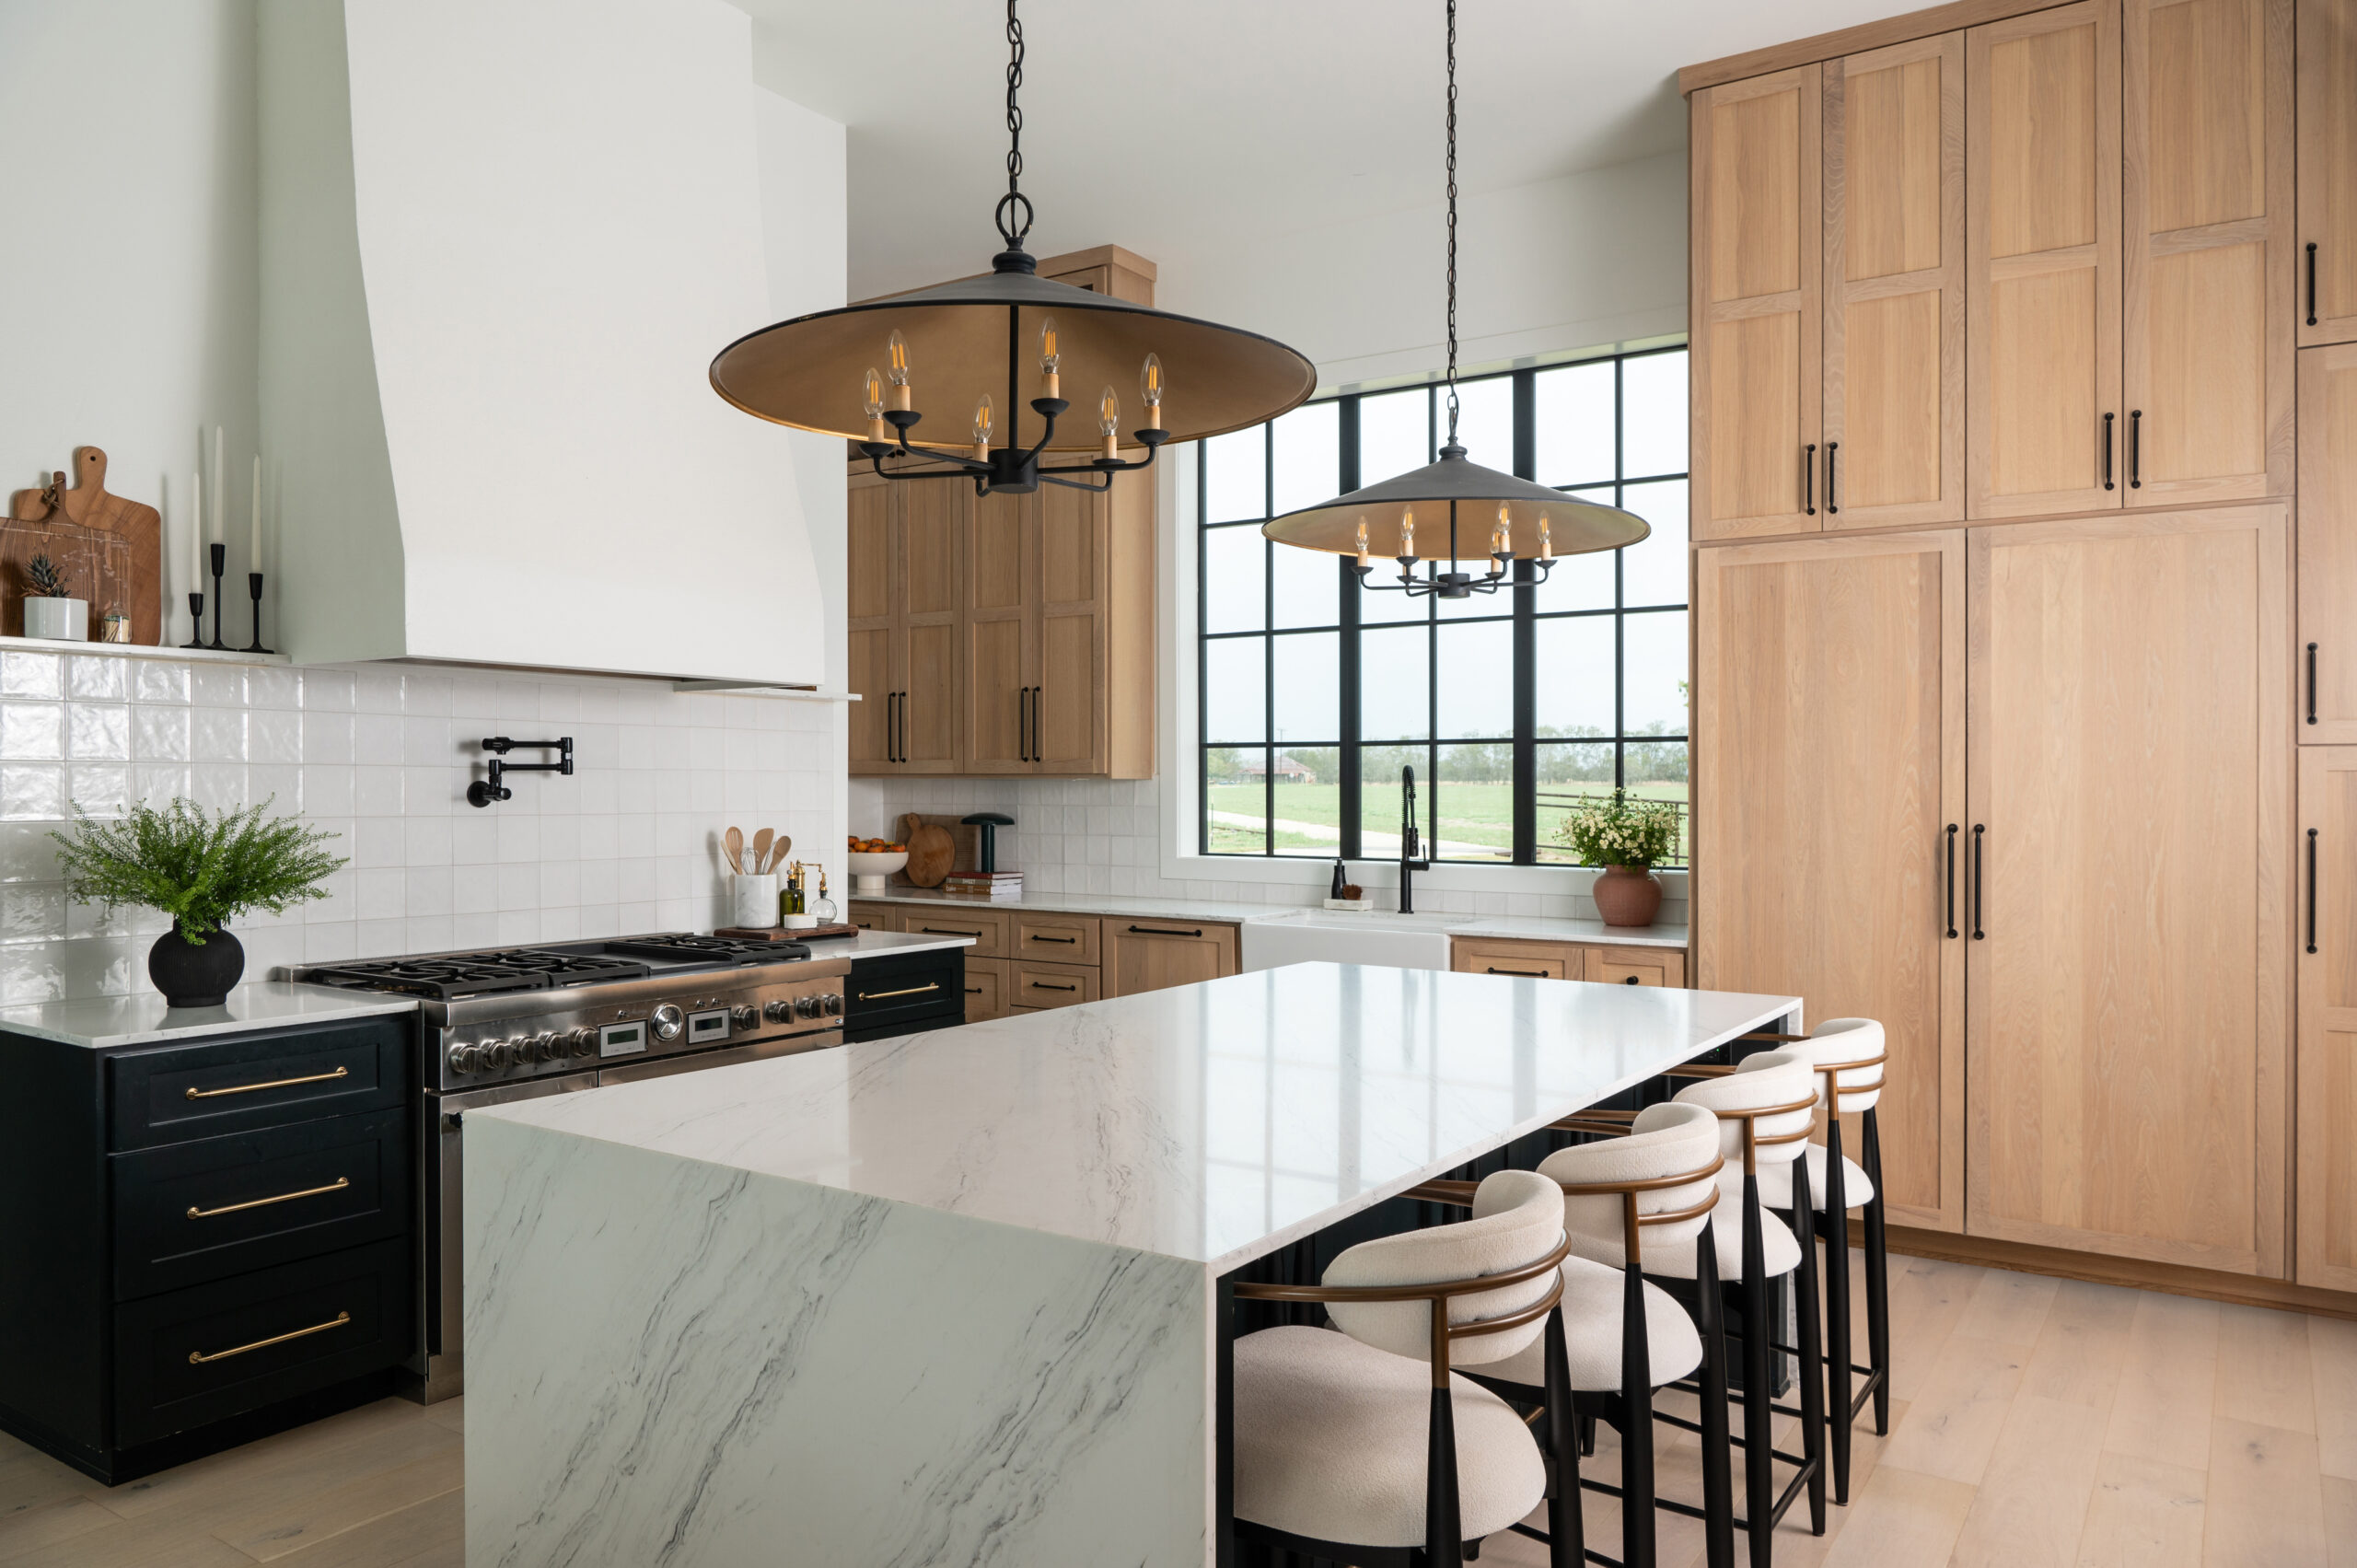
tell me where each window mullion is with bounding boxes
[1339,397,1363,864]
[1511,368,1537,865]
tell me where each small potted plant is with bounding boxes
[49,798,347,1007]
[1554,789,1682,927]
[21,553,87,642]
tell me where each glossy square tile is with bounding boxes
[65,764,131,816]
[133,662,190,704]
[1,703,65,761]
[64,656,126,702]
[300,669,355,712]
[355,766,403,816]
[190,665,247,708]
[132,705,192,761]
[192,707,248,762]
[0,652,60,700]
[300,765,355,817]
[3,765,64,820]
[249,708,300,763]
[67,703,131,761]
[130,764,190,806]
[301,713,354,764]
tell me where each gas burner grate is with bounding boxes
[601,934,814,967]
[301,948,652,1001]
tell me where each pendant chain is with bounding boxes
[1444,0,1459,446]
[995,0,1034,248]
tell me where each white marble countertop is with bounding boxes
[481,962,1794,1271]
[0,982,420,1050]
[853,887,1689,948]
[812,928,976,960]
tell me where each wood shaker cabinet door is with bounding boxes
[2296,749,2357,1288]
[1691,66,1823,540]
[963,490,1033,773]
[1589,947,1689,988]
[2122,0,2295,505]
[1102,920,1239,996]
[962,958,1011,1024]
[1451,938,1577,981]
[1695,530,1966,1231]
[896,484,963,773]
[1967,508,2289,1274]
[847,478,893,774]
[1823,32,1966,529]
[2300,344,2357,739]
[2296,0,2357,344]
[1035,483,1108,773]
[1968,2,2124,519]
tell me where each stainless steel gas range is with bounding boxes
[295,934,851,1402]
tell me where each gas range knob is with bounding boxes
[447,1043,482,1075]
[525,1032,558,1063]
[482,1040,515,1071]
[821,992,843,1016]
[795,994,823,1019]
[564,1027,599,1058]
[650,1004,685,1041]
[763,999,795,1025]
[731,1004,760,1031]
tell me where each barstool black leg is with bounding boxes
[1620,1259,1657,1568]
[1543,1305,1584,1568]
[1694,1220,1736,1568]
[1862,1109,1892,1435]
[1790,1166,1828,1534]
[1427,1382,1463,1568]
[1821,1124,1854,1504]
[1739,1179,1773,1568]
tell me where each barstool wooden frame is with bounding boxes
[1729,1031,1894,1504]
[1231,1206,1574,1568]
[1560,1087,1829,1568]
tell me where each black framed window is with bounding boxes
[1196,345,1689,866]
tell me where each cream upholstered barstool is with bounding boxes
[1633,1050,1829,1566]
[1230,1168,1576,1567]
[1456,1100,1730,1568]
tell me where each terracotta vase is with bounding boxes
[1592,864,1663,928]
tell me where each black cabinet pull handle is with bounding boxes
[2129,410,2142,489]
[1971,824,1986,940]
[1804,443,1817,516]
[1028,933,1078,944]
[2310,643,2320,726]
[2310,242,2321,328]
[1945,823,1959,938]
[1825,441,1840,515]
[2308,828,2319,955]
[1128,924,1204,937]
[1486,966,1550,978]
[2103,413,2115,490]
[1622,975,1641,984]
[1028,980,1079,993]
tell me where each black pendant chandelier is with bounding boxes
[1262,0,1649,596]
[709,2,1317,496]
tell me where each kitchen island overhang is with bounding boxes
[463,961,1801,1567]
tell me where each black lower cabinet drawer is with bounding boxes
[110,1016,409,1150]
[843,949,966,1041]
[113,1238,410,1447]
[112,1109,411,1300]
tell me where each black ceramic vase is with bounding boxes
[148,923,245,1008]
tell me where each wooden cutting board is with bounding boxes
[6,448,164,644]
[900,814,958,888]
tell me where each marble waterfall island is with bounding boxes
[463,962,1799,1566]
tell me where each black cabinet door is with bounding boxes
[113,1238,410,1448]
[110,1016,409,1150]
[113,1108,411,1300]
[842,949,966,1040]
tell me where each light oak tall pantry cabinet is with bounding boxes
[2297,748,2357,1289]
[849,470,1154,779]
[2297,0,2357,345]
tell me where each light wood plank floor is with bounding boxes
[0,1254,2345,1566]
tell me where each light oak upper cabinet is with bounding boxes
[1968,1,2124,519]
[2295,747,2357,1289]
[964,490,1032,774]
[1691,67,1824,540]
[847,476,961,775]
[2121,0,2295,505]
[1695,530,1966,1232]
[2301,344,2357,738]
[2296,0,2357,344]
[1966,507,2289,1275]
[1822,33,1966,528]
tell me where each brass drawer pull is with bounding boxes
[857,982,940,1001]
[1126,924,1203,938]
[1028,981,1078,992]
[189,1309,351,1365]
[185,1065,348,1101]
[1027,934,1078,944]
[188,1176,351,1220]
[1486,966,1550,978]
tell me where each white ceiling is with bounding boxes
[736,0,1910,301]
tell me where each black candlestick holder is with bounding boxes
[244,573,273,655]
[182,590,205,650]
[207,543,226,649]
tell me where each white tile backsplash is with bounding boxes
[0,654,846,1005]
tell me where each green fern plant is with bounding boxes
[25,554,69,598]
[48,797,347,944]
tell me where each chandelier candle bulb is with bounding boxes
[1399,508,1416,563]
[864,368,888,442]
[1538,515,1551,561]
[1039,317,1061,400]
[887,330,911,411]
[1141,353,1163,431]
[972,394,993,461]
[1098,385,1120,460]
[1355,518,1370,566]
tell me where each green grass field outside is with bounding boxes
[1206,780,1689,861]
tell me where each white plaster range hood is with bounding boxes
[258,0,822,684]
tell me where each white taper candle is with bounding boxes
[191,475,203,585]
[250,454,261,566]
[211,426,224,542]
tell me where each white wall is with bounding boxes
[0,0,260,613]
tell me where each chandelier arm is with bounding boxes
[1038,470,1114,492]
[1015,402,1062,469]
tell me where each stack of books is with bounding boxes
[941,869,1024,900]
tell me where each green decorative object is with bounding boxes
[49,797,346,947]
[25,554,70,598]
[1552,789,1681,869]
